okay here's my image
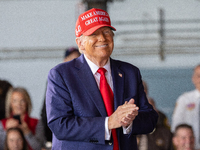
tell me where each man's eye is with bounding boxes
[90,33,96,36]
[104,31,110,34]
[104,30,112,35]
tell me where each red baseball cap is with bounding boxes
[75,8,116,37]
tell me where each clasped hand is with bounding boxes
[108,98,139,130]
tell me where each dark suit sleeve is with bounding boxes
[112,60,158,136]
[46,67,106,144]
[130,69,158,135]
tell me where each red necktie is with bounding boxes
[97,68,119,150]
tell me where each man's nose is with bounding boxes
[98,33,106,42]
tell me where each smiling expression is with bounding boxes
[10,92,27,116]
[173,128,195,150]
[79,27,114,66]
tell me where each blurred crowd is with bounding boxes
[0,46,199,150]
[0,47,80,150]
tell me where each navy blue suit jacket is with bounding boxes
[46,54,158,150]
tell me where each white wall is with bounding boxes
[1,0,200,49]
[0,0,79,48]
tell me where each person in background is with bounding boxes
[63,47,81,62]
[171,64,200,149]
[46,8,158,149]
[0,87,44,150]
[40,47,80,149]
[4,127,28,150]
[172,124,195,150]
[0,80,12,120]
[137,81,173,150]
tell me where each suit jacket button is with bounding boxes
[109,142,112,145]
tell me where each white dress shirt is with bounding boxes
[84,55,132,140]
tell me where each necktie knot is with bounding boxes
[97,68,107,75]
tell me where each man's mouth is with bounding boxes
[96,44,107,48]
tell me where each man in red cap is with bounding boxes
[46,8,158,150]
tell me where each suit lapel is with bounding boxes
[75,55,107,116]
[111,59,125,110]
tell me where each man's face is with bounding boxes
[192,66,200,91]
[81,27,114,64]
[173,128,195,150]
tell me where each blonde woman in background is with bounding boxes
[0,87,45,150]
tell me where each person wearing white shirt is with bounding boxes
[171,64,200,150]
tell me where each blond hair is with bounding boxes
[5,87,32,118]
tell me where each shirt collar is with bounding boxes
[84,54,111,75]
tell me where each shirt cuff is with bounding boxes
[122,122,133,134]
[105,117,111,140]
